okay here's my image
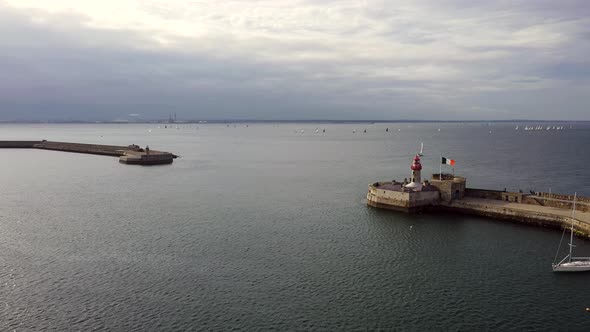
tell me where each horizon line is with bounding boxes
[0,119,589,124]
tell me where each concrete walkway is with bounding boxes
[453,197,590,225]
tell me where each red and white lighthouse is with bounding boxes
[404,155,423,191]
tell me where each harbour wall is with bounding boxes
[0,140,177,165]
[522,195,590,213]
[0,141,41,148]
[368,173,589,237]
[34,141,128,157]
[367,182,590,237]
[440,200,590,239]
[367,183,439,212]
[537,192,590,204]
[464,188,502,200]
[465,188,590,213]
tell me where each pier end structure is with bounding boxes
[367,154,466,213]
[0,140,177,165]
[367,154,590,238]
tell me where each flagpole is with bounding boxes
[440,153,442,180]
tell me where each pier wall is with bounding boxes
[0,140,177,165]
[368,172,590,238]
[537,192,590,204]
[409,191,440,207]
[464,188,503,200]
[464,188,589,211]
[367,184,439,212]
[0,141,41,148]
[34,141,128,157]
[522,195,590,213]
[367,186,411,210]
[441,200,590,239]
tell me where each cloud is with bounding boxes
[0,0,589,120]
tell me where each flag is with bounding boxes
[442,157,455,166]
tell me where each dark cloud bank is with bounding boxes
[0,1,589,121]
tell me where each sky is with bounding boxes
[0,0,589,121]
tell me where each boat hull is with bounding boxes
[552,261,590,272]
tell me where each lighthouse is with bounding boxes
[404,155,423,191]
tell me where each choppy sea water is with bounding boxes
[0,122,589,330]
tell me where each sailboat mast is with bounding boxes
[568,192,577,262]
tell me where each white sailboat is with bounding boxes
[552,193,590,272]
[418,142,424,156]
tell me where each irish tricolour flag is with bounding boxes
[441,157,455,166]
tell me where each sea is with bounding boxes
[0,122,589,330]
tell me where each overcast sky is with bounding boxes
[1,0,589,121]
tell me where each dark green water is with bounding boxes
[0,123,589,330]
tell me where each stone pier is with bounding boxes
[367,154,590,238]
[0,140,178,165]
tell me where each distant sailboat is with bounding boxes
[418,142,424,156]
[552,193,590,272]
[515,126,519,130]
